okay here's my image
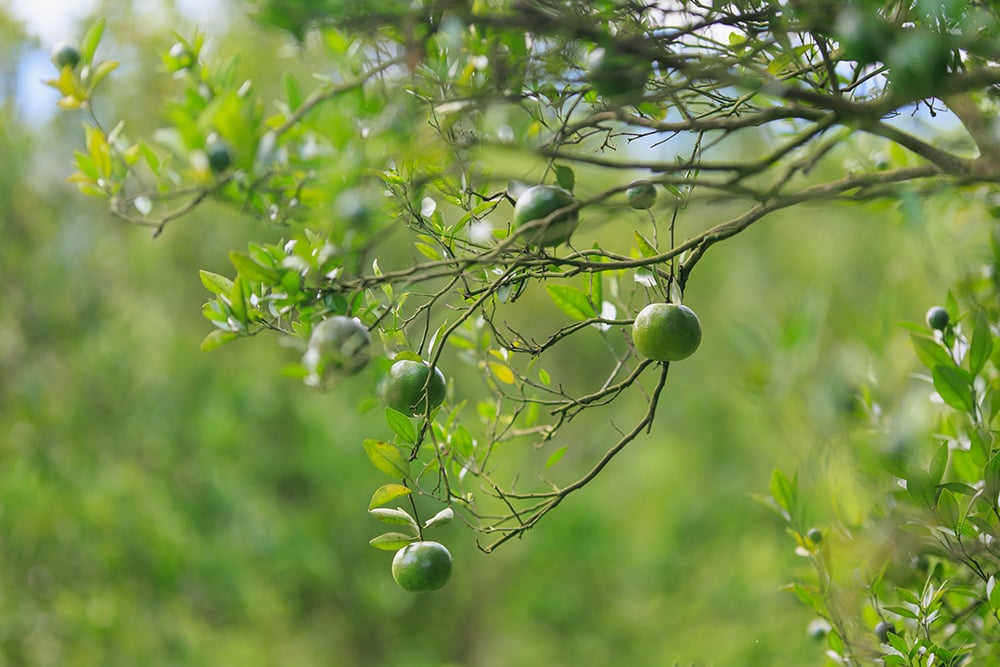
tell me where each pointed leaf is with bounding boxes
[230,250,280,284]
[369,507,418,527]
[385,409,417,444]
[968,310,993,376]
[488,361,515,385]
[362,439,411,480]
[80,18,106,64]
[910,334,953,371]
[545,284,596,321]
[368,483,412,510]
[200,329,240,351]
[423,507,454,528]
[369,532,417,551]
[634,230,658,258]
[929,443,948,485]
[554,164,575,192]
[200,270,234,296]
[545,446,568,468]
[932,365,975,412]
[770,469,796,515]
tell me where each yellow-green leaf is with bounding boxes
[368,483,412,510]
[362,439,411,480]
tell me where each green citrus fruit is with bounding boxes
[512,184,579,247]
[586,47,651,100]
[925,306,949,331]
[806,528,823,544]
[205,137,232,173]
[51,41,81,70]
[391,541,453,592]
[380,359,447,415]
[632,303,702,362]
[626,181,657,210]
[302,316,371,382]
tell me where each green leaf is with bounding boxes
[283,72,302,111]
[937,482,977,495]
[936,488,959,527]
[545,284,596,321]
[554,164,575,192]
[929,443,948,485]
[80,18,106,65]
[362,439,411,480]
[988,575,1000,612]
[984,452,1000,500]
[538,368,551,386]
[200,329,240,352]
[369,507,418,527]
[423,507,454,528]
[385,409,417,444]
[368,532,417,551]
[88,60,118,91]
[488,361,515,385]
[932,365,975,412]
[229,275,248,327]
[910,334,953,371]
[230,250,281,284]
[884,605,919,620]
[368,483,412,510]
[968,310,993,376]
[906,468,937,508]
[200,270,234,296]
[545,446,567,468]
[770,469,796,516]
[633,230,658,258]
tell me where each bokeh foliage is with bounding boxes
[2,1,998,665]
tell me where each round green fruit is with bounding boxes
[587,47,651,100]
[512,185,579,247]
[626,181,657,210]
[205,137,232,173]
[806,528,823,544]
[632,303,702,362]
[51,41,81,70]
[380,359,447,416]
[925,306,949,331]
[391,541,453,592]
[303,316,371,381]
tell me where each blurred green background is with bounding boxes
[0,2,991,665]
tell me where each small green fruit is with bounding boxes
[302,316,371,383]
[205,137,232,173]
[379,359,447,416]
[632,303,702,362]
[511,184,579,247]
[925,306,949,331]
[626,181,657,210]
[806,528,823,544]
[51,41,81,70]
[391,541,453,592]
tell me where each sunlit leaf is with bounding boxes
[369,507,418,526]
[932,365,975,412]
[423,507,454,528]
[362,439,411,480]
[385,408,417,444]
[546,284,596,321]
[368,532,416,551]
[200,329,240,351]
[968,310,993,376]
[488,361,515,384]
[368,483,412,510]
[200,270,234,296]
